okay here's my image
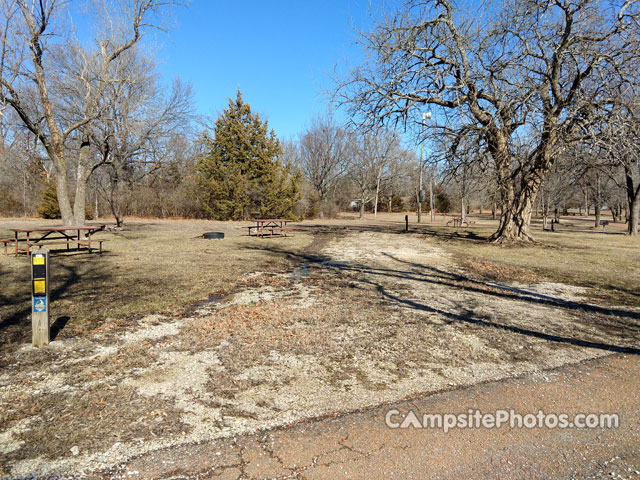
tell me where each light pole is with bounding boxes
[417,111,431,223]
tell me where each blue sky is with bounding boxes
[155,0,380,140]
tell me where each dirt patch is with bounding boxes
[1,227,638,477]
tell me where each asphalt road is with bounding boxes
[107,354,640,480]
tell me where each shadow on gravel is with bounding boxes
[246,241,640,356]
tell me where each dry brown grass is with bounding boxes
[423,219,640,307]
[0,218,312,350]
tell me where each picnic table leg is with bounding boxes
[14,232,18,256]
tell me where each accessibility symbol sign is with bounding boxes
[33,297,47,313]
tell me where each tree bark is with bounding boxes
[490,191,536,241]
[460,197,466,225]
[73,132,92,225]
[488,139,540,242]
[630,198,639,236]
[625,167,640,236]
[594,175,602,229]
[374,173,381,216]
[584,190,589,216]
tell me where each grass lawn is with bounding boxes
[418,216,640,308]
[0,218,312,348]
[2,214,638,351]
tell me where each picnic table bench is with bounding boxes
[4,225,106,256]
[247,219,296,237]
[446,216,465,227]
[445,216,476,227]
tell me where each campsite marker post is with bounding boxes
[31,248,50,347]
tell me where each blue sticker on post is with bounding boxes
[33,296,47,312]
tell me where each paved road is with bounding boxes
[108,354,640,479]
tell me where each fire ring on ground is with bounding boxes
[203,232,224,239]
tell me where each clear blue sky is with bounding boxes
[156,0,381,140]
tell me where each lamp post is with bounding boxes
[417,111,431,223]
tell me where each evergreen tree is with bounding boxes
[38,181,61,219]
[195,90,300,220]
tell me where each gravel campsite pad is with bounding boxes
[1,229,639,477]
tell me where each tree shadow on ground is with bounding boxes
[244,240,640,356]
[0,255,113,346]
[296,222,487,242]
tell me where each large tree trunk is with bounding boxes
[490,161,540,242]
[490,193,536,241]
[53,162,75,226]
[626,167,640,236]
[630,199,639,236]
[488,146,537,242]
[73,133,92,225]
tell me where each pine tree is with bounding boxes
[38,181,61,219]
[195,90,300,220]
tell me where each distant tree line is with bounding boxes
[1,0,639,239]
[335,0,640,240]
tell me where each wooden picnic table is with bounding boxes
[5,225,106,256]
[247,219,295,237]
[446,216,474,227]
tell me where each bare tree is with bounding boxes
[599,99,640,235]
[347,129,402,219]
[335,0,640,242]
[90,49,194,226]
[0,0,184,225]
[299,113,349,218]
[0,110,47,215]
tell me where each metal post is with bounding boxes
[418,140,424,223]
[418,119,424,223]
[31,248,50,347]
[417,112,431,223]
[429,176,434,222]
